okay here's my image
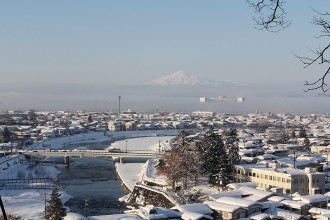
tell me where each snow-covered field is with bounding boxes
[0,131,177,219]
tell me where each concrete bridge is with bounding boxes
[24,150,160,165]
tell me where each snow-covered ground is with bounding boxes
[28,130,177,151]
[0,131,177,219]
[2,189,73,219]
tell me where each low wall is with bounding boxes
[126,185,176,209]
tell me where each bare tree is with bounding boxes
[0,213,22,220]
[164,147,185,190]
[247,0,291,32]
[248,0,330,92]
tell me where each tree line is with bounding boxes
[163,128,241,191]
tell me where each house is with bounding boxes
[294,194,328,208]
[279,199,311,215]
[171,203,213,219]
[204,201,247,220]
[215,197,262,216]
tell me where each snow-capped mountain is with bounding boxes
[144,71,225,86]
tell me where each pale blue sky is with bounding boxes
[1,0,329,86]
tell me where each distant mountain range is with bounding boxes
[144,71,242,86]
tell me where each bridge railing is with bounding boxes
[25,150,162,157]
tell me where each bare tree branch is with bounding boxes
[247,0,291,32]
[247,2,330,92]
[303,67,330,93]
[294,7,330,92]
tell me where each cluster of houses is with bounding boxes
[3,109,330,218]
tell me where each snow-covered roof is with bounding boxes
[280,200,311,209]
[309,207,330,215]
[267,196,286,202]
[181,211,213,220]
[204,201,246,212]
[296,194,327,203]
[248,212,271,220]
[88,214,143,220]
[150,207,181,218]
[171,203,213,215]
[216,197,260,208]
[209,186,273,201]
[227,182,257,190]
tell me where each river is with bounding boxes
[56,140,127,216]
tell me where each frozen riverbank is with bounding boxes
[0,131,177,219]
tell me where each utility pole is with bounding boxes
[293,151,296,170]
[327,152,329,183]
[44,193,47,218]
[0,196,7,220]
[118,96,121,116]
[84,199,88,217]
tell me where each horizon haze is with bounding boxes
[1,1,330,113]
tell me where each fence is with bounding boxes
[0,177,55,190]
[20,159,55,166]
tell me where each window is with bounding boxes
[287,179,291,183]
[317,179,319,183]
[249,172,252,176]
[313,180,315,183]
[237,170,240,174]
[294,179,298,184]
[277,177,281,182]
[253,173,256,177]
[270,176,272,180]
[282,178,285,183]
[300,179,302,183]
[265,175,268,179]
[261,174,264,178]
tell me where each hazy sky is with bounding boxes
[1,0,329,86]
[1,1,330,112]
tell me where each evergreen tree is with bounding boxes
[198,128,225,185]
[1,127,10,143]
[299,127,307,138]
[45,187,66,220]
[222,128,240,165]
[279,129,289,144]
[27,110,37,127]
[218,151,233,190]
[303,137,311,153]
[220,129,239,189]
[88,115,93,123]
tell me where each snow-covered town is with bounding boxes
[1,110,330,219]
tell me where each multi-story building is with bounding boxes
[234,163,325,196]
